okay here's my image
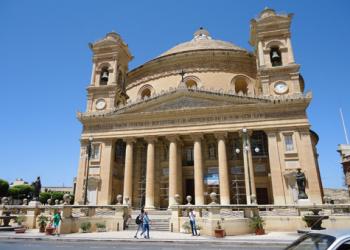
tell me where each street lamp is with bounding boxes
[234,128,259,205]
[83,136,93,205]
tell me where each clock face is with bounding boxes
[274,82,288,94]
[95,99,106,110]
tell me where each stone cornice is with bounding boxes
[77,86,311,122]
[258,64,300,76]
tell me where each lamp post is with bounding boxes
[235,128,259,205]
[83,136,93,205]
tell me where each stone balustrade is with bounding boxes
[0,204,128,234]
[169,203,350,236]
[1,203,349,236]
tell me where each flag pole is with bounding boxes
[340,108,349,144]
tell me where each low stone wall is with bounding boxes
[2,204,350,236]
[0,204,128,234]
[170,204,350,236]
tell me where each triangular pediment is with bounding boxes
[116,89,268,115]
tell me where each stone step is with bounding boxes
[131,210,171,216]
[127,215,170,231]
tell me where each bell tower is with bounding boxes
[250,8,304,96]
[86,32,133,112]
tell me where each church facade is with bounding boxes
[74,8,324,208]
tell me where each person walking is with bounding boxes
[142,211,150,239]
[189,208,198,236]
[134,208,144,239]
[52,210,62,236]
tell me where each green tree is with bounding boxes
[8,184,34,199]
[39,191,66,204]
[39,192,51,204]
[0,179,9,197]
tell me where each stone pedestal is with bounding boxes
[28,201,41,207]
[297,199,313,206]
[26,207,41,229]
[169,206,181,232]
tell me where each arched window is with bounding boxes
[186,79,197,89]
[141,88,151,99]
[235,77,248,94]
[138,84,154,100]
[100,67,109,85]
[270,47,282,67]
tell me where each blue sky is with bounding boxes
[0,0,349,188]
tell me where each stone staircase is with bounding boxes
[127,209,171,232]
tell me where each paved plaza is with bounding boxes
[0,240,290,250]
[0,229,298,245]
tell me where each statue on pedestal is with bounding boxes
[296,169,308,199]
[31,176,42,201]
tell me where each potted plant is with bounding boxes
[181,221,191,234]
[214,221,225,238]
[14,215,26,233]
[45,224,55,235]
[80,222,91,233]
[196,224,202,236]
[37,214,49,233]
[96,222,106,232]
[249,215,265,235]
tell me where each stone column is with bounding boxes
[145,136,157,209]
[266,131,287,205]
[90,62,96,85]
[258,41,265,66]
[113,59,118,84]
[74,141,89,204]
[177,142,183,203]
[192,134,204,205]
[240,131,251,204]
[297,129,323,204]
[215,132,230,205]
[246,133,256,203]
[286,37,295,64]
[168,136,178,207]
[123,138,135,205]
[100,139,114,205]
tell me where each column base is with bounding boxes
[144,206,156,210]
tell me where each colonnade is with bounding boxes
[121,131,257,208]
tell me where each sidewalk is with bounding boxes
[0,229,299,245]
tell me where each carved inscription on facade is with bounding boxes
[84,111,304,132]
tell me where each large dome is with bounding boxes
[158,27,247,58]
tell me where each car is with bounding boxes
[285,229,350,250]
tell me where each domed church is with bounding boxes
[75,8,323,208]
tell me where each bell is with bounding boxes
[101,71,109,81]
[271,50,280,60]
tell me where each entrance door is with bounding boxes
[87,187,97,205]
[256,188,269,204]
[185,179,195,204]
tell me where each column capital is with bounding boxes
[166,135,180,143]
[101,138,115,146]
[145,136,157,143]
[214,132,228,140]
[264,129,279,137]
[191,133,203,141]
[124,137,136,144]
